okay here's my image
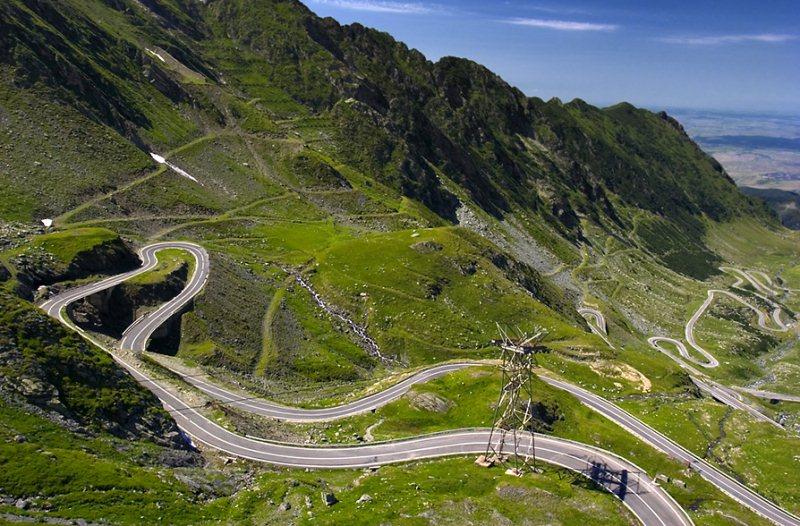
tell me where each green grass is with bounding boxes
[706,219,800,267]
[31,227,120,264]
[199,220,351,266]
[263,281,376,382]
[295,458,635,525]
[782,263,800,290]
[310,227,595,366]
[176,251,278,372]
[748,339,800,395]
[0,399,641,525]
[0,402,210,525]
[617,397,800,515]
[127,248,195,286]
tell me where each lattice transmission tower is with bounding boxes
[476,325,547,477]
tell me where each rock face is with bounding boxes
[406,391,453,413]
[321,492,338,506]
[0,290,188,449]
[12,237,139,299]
[410,241,443,254]
[70,261,189,339]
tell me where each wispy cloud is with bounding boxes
[522,3,592,16]
[660,33,797,45]
[504,17,618,32]
[310,0,434,14]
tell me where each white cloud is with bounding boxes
[504,17,618,32]
[660,33,796,45]
[310,0,433,14]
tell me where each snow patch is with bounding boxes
[149,152,202,185]
[167,163,200,184]
[41,218,53,228]
[145,48,166,63]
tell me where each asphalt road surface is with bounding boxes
[40,242,800,525]
[170,361,476,422]
[736,387,800,403]
[541,376,800,526]
[578,306,615,349]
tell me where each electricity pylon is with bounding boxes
[476,325,546,476]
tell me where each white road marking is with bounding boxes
[38,244,800,525]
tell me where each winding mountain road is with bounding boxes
[578,306,615,349]
[736,387,800,404]
[39,242,800,525]
[647,266,794,373]
[38,244,692,526]
[647,335,778,426]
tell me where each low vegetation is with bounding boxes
[1,0,800,524]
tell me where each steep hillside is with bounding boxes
[1,0,795,393]
[2,0,800,524]
[1,0,769,242]
[0,289,185,446]
[742,186,800,229]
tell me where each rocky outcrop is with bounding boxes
[406,391,452,413]
[0,290,188,449]
[70,261,189,338]
[527,398,564,432]
[12,237,139,299]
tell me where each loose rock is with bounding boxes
[321,492,338,506]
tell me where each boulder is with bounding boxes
[410,241,443,254]
[321,492,338,506]
[406,391,453,413]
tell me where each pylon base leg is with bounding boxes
[475,455,494,468]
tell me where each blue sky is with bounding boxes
[304,0,800,114]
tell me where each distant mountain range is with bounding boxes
[695,135,800,152]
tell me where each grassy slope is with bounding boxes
[0,402,640,526]
[0,0,798,523]
[0,70,154,222]
[31,227,120,263]
[126,248,194,286]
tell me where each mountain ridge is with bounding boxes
[1,0,770,238]
[1,2,800,524]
